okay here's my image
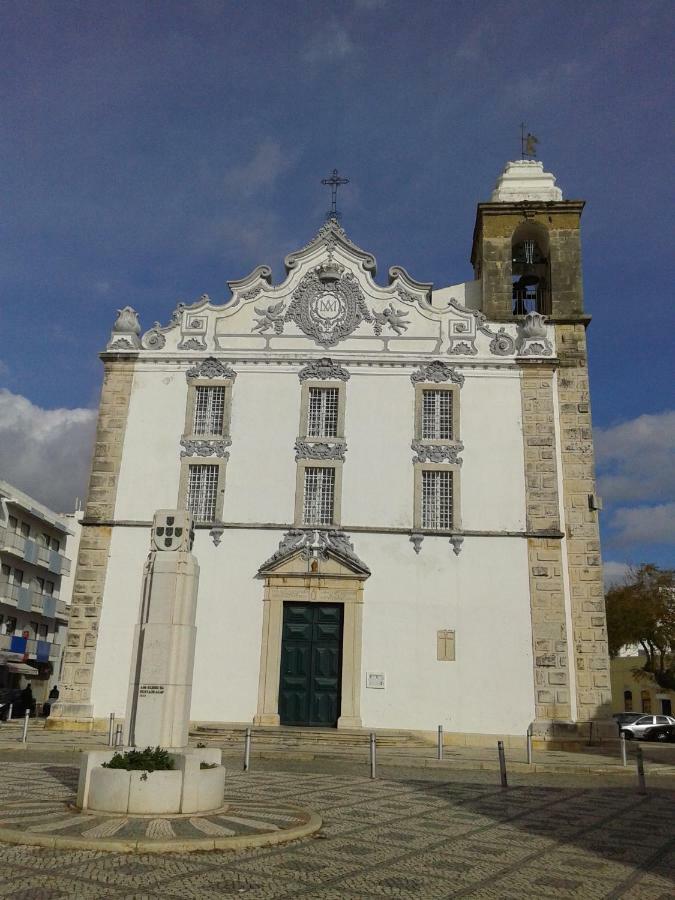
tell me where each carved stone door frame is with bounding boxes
[254,565,366,729]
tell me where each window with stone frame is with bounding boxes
[5,617,16,635]
[185,463,220,523]
[302,466,336,526]
[421,390,454,440]
[192,385,227,436]
[420,469,454,529]
[307,387,339,438]
[414,384,458,444]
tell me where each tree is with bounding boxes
[605,564,675,691]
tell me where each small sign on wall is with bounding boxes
[366,671,386,689]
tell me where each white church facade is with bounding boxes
[51,161,613,741]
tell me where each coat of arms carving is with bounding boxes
[285,268,371,347]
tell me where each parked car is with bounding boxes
[621,715,675,740]
[613,712,641,731]
[643,724,675,743]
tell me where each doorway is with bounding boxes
[279,603,343,727]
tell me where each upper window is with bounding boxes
[193,385,226,436]
[421,470,454,530]
[302,466,336,526]
[307,387,339,438]
[421,390,453,441]
[186,463,219,524]
[19,522,30,538]
[8,516,17,532]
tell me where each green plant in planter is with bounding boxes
[200,761,218,770]
[102,746,174,772]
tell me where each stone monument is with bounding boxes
[76,510,225,815]
[124,509,199,748]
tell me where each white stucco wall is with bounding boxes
[114,363,526,534]
[91,527,534,734]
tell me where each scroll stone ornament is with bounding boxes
[107,306,141,350]
[520,311,548,339]
[298,358,350,382]
[294,440,346,462]
[186,358,237,380]
[260,529,370,575]
[180,438,231,459]
[285,268,371,347]
[410,360,465,387]
[411,440,464,465]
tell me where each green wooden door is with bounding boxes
[279,603,343,727]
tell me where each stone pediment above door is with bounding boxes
[257,529,371,579]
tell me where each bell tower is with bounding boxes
[471,159,613,736]
[470,160,586,322]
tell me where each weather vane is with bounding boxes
[321,168,349,220]
[520,123,539,159]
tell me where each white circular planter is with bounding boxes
[79,749,226,815]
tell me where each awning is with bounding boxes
[5,663,40,676]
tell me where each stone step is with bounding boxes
[189,724,433,749]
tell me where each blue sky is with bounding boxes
[0,0,673,575]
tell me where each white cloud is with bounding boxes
[0,389,96,514]
[596,410,675,504]
[223,139,291,198]
[303,21,355,64]
[610,503,675,546]
[603,560,631,589]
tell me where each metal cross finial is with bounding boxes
[321,168,349,220]
[521,123,539,160]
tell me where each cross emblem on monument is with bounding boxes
[321,168,349,221]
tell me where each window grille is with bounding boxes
[422,390,453,440]
[307,388,339,438]
[421,470,453,529]
[303,467,335,525]
[193,386,226,436]
[186,464,219,523]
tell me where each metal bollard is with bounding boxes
[497,740,508,788]
[7,704,13,722]
[108,713,115,747]
[21,710,29,743]
[526,724,533,765]
[587,721,594,746]
[114,724,123,748]
[620,731,627,767]
[437,725,443,761]
[244,727,252,772]
[369,732,377,779]
[636,744,647,795]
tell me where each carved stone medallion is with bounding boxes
[285,269,371,347]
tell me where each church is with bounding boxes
[51,159,613,742]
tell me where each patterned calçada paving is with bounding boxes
[0,762,671,897]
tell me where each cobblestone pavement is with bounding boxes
[0,762,672,898]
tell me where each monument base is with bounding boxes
[77,747,226,816]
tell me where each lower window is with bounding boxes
[186,463,219,523]
[421,470,453,529]
[303,467,336,526]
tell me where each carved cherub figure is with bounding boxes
[372,303,410,336]
[253,300,286,334]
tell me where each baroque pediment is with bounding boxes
[258,529,370,579]
[103,216,555,360]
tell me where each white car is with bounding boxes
[621,715,675,739]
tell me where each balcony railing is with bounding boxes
[0,529,71,576]
[0,631,63,661]
[0,579,68,621]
